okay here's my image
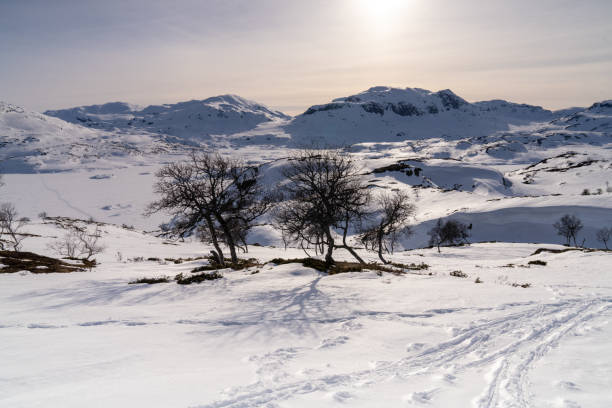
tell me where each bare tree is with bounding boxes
[428,219,471,253]
[274,150,369,266]
[146,152,272,266]
[48,226,105,260]
[0,203,28,251]
[553,214,583,246]
[596,227,611,250]
[360,191,415,264]
[77,226,105,260]
[48,231,80,258]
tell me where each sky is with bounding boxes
[1,0,611,115]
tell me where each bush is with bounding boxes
[47,226,105,261]
[391,262,429,270]
[474,277,483,283]
[450,270,468,278]
[0,203,28,251]
[175,271,223,284]
[428,219,471,252]
[0,250,89,273]
[528,260,547,266]
[129,276,170,284]
[268,257,408,275]
[553,214,583,247]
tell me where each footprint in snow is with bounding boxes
[406,342,426,352]
[557,399,582,408]
[318,336,349,349]
[332,391,354,402]
[340,320,363,331]
[556,381,581,392]
[249,347,304,379]
[403,388,439,404]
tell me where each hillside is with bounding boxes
[45,95,290,141]
[284,86,572,145]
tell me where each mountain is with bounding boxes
[285,86,568,145]
[0,101,182,172]
[45,95,290,140]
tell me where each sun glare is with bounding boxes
[358,0,409,22]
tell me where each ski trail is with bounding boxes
[37,173,92,218]
[195,296,611,408]
[475,300,610,408]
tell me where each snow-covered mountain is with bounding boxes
[285,86,574,145]
[45,95,290,140]
[0,101,189,172]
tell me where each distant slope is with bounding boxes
[0,102,180,172]
[45,95,290,140]
[285,86,566,145]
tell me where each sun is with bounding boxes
[358,0,409,22]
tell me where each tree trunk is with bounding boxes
[214,213,238,263]
[377,229,388,264]
[324,228,335,267]
[341,220,365,264]
[205,215,225,266]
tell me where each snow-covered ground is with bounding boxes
[1,87,611,406]
[1,222,610,407]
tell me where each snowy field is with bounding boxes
[1,88,611,407]
[1,222,611,407]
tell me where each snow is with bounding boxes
[0,87,611,406]
[1,224,611,407]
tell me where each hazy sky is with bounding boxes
[1,0,611,114]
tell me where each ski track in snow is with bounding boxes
[194,295,611,408]
[37,173,93,219]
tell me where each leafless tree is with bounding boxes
[428,219,471,253]
[273,150,369,266]
[146,152,272,266]
[77,226,105,260]
[360,191,415,264]
[553,214,583,246]
[596,227,611,250]
[48,226,105,260]
[0,203,28,251]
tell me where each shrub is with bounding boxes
[47,226,105,261]
[0,250,89,273]
[596,227,611,249]
[0,203,28,251]
[528,260,547,266]
[474,277,483,283]
[511,282,531,288]
[129,276,170,284]
[553,214,583,247]
[391,262,429,270]
[450,270,468,278]
[428,219,471,252]
[175,271,223,284]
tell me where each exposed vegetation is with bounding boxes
[428,219,471,252]
[450,270,468,278]
[0,250,90,274]
[175,271,223,284]
[129,276,170,284]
